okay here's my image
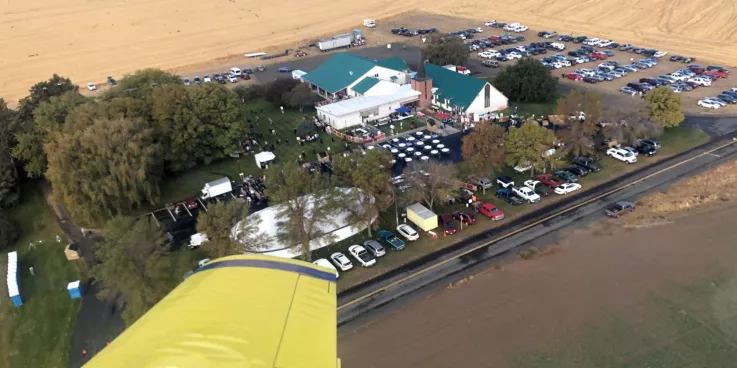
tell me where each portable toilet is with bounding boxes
[67,280,82,299]
[7,251,21,307]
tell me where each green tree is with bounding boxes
[45,118,161,224]
[461,123,506,176]
[233,84,266,104]
[422,34,469,67]
[11,91,87,177]
[0,212,17,250]
[504,121,559,176]
[555,90,601,157]
[333,150,393,237]
[15,74,78,124]
[265,163,342,261]
[195,201,267,259]
[90,216,175,325]
[643,86,685,128]
[104,69,182,100]
[285,84,318,112]
[265,78,300,106]
[296,119,317,138]
[151,84,204,171]
[0,102,19,207]
[187,84,247,161]
[493,58,558,103]
[404,161,457,210]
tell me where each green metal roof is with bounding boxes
[375,57,409,71]
[425,63,487,110]
[302,53,376,94]
[351,77,380,95]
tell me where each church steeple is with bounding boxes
[413,50,427,80]
[410,50,432,108]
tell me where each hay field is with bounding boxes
[0,0,409,102]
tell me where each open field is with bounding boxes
[0,182,81,368]
[4,0,737,105]
[339,204,737,367]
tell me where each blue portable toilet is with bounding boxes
[67,280,82,299]
[7,251,22,307]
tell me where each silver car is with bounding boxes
[363,240,386,257]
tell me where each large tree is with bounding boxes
[90,216,175,325]
[285,84,318,112]
[265,78,300,106]
[0,102,19,207]
[404,161,457,210]
[643,86,685,128]
[45,118,161,224]
[333,149,393,237]
[187,84,247,161]
[195,201,267,259]
[493,58,558,103]
[0,212,17,250]
[504,121,559,176]
[15,74,78,125]
[422,34,469,67]
[265,163,342,261]
[461,123,506,176]
[602,99,663,145]
[151,84,204,171]
[104,69,182,100]
[555,90,602,157]
[11,91,88,177]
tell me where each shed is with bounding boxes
[406,203,438,232]
[64,243,80,261]
[254,151,276,168]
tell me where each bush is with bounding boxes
[493,58,558,103]
[296,119,317,137]
[233,85,265,104]
[0,213,17,250]
[264,78,300,105]
[518,247,539,260]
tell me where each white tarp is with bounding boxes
[254,151,276,167]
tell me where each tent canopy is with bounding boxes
[395,106,411,113]
[255,151,276,165]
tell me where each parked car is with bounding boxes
[566,165,589,177]
[183,77,191,86]
[495,188,523,205]
[555,170,579,183]
[482,60,500,68]
[86,82,96,91]
[523,180,551,196]
[639,138,661,150]
[376,230,405,250]
[635,143,657,156]
[452,211,476,225]
[607,147,637,164]
[107,76,117,86]
[536,174,562,188]
[605,201,636,217]
[497,176,515,188]
[468,176,493,189]
[698,99,722,109]
[440,214,457,235]
[312,258,339,278]
[512,186,541,203]
[278,66,291,73]
[572,157,601,172]
[330,252,353,271]
[396,224,419,241]
[348,245,376,267]
[203,75,212,83]
[362,240,386,257]
[554,183,582,195]
[478,202,504,220]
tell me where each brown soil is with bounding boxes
[338,205,737,367]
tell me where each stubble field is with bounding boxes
[2,0,737,103]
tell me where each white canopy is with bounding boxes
[254,151,276,166]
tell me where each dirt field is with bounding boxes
[3,0,737,105]
[338,205,737,367]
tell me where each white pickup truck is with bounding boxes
[512,186,541,203]
[606,148,637,164]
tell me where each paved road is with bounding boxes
[337,131,737,327]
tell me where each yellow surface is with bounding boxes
[86,255,337,368]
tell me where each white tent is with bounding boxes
[254,151,276,168]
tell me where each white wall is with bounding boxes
[466,82,508,120]
[318,110,363,130]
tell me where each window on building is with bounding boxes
[484,84,491,108]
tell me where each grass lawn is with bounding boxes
[0,182,82,368]
[157,99,361,205]
[327,126,709,291]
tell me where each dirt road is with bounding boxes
[339,206,737,367]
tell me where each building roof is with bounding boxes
[407,203,436,220]
[302,53,377,94]
[351,77,381,95]
[375,56,409,71]
[317,85,420,117]
[425,63,488,110]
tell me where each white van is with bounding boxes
[363,19,376,28]
[230,67,242,76]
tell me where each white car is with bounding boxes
[658,75,677,84]
[507,52,522,60]
[512,186,541,203]
[654,50,668,58]
[688,77,711,86]
[313,258,339,278]
[474,27,483,33]
[348,245,376,267]
[607,148,637,164]
[584,38,600,46]
[396,224,419,241]
[621,146,639,157]
[227,75,238,83]
[330,252,353,271]
[597,40,613,47]
[515,25,529,32]
[485,20,497,27]
[87,83,96,91]
[363,19,376,28]
[554,183,582,195]
[550,42,566,51]
[697,100,721,109]
[479,51,500,59]
[670,73,688,82]
[230,67,242,76]
[704,97,727,107]
[203,75,212,83]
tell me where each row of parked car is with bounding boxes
[390,27,439,37]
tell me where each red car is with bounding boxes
[704,70,728,79]
[478,203,504,220]
[441,214,457,235]
[536,174,563,188]
[564,72,582,81]
[688,66,705,75]
[590,52,607,60]
[488,35,501,41]
[452,211,476,225]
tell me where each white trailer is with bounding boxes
[317,34,354,52]
[201,177,233,199]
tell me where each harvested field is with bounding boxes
[338,205,737,368]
